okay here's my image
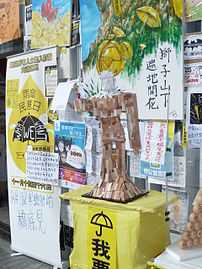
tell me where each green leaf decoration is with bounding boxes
[136,6,161,28]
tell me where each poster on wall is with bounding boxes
[0,0,21,44]
[80,0,184,120]
[187,87,202,148]
[140,121,174,179]
[6,47,61,267]
[32,0,72,48]
[26,150,59,185]
[185,0,202,22]
[54,120,87,189]
[24,3,32,51]
[184,63,202,87]
[184,33,202,61]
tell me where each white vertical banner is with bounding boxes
[6,47,61,267]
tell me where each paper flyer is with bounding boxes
[187,88,202,148]
[54,120,86,189]
[141,146,173,179]
[184,33,202,61]
[184,63,202,87]
[141,121,167,165]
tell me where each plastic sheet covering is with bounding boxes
[61,186,177,269]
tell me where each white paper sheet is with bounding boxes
[51,81,75,111]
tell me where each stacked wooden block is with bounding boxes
[75,92,147,203]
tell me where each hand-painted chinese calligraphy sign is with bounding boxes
[88,208,117,269]
[138,43,182,119]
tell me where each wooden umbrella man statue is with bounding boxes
[74,78,147,203]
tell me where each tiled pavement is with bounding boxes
[0,236,52,269]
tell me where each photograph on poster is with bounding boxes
[80,0,183,120]
[54,121,86,189]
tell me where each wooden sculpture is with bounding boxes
[179,188,202,249]
[74,92,147,203]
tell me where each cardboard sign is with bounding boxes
[0,0,21,44]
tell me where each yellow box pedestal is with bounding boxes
[61,186,174,269]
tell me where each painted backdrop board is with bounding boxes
[6,47,61,267]
[80,0,184,120]
[0,0,21,44]
[32,0,72,48]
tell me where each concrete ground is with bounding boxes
[0,236,52,269]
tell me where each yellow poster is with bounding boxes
[0,0,21,44]
[6,47,57,174]
[8,76,54,172]
[87,207,117,269]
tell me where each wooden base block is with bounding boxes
[82,177,148,203]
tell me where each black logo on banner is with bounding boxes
[13,114,49,143]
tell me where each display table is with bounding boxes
[154,242,202,269]
[61,186,175,269]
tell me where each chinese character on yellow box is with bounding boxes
[61,186,176,269]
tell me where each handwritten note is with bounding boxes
[141,121,167,165]
[10,186,59,235]
[26,151,59,185]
